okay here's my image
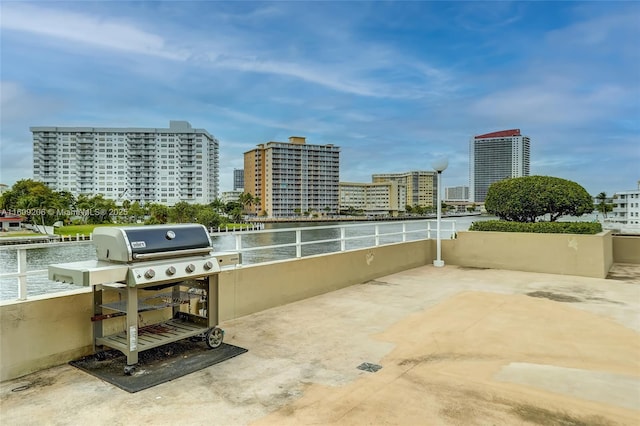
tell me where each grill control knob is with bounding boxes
[144,269,155,279]
[166,266,176,276]
[185,263,196,273]
[203,261,214,271]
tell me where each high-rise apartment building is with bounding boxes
[339,181,406,216]
[469,129,530,203]
[31,121,219,206]
[372,171,437,208]
[233,168,245,191]
[244,136,340,217]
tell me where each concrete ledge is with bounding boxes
[0,292,95,380]
[442,230,613,278]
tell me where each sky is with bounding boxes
[1,1,638,196]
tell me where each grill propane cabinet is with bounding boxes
[49,224,240,375]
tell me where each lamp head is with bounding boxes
[431,157,448,173]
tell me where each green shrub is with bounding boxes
[485,176,594,222]
[469,220,602,234]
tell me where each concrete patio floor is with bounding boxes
[1,264,639,425]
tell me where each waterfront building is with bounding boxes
[221,190,242,204]
[609,181,640,225]
[0,211,24,231]
[234,168,245,191]
[372,171,437,208]
[31,121,219,206]
[244,136,340,217]
[339,181,406,216]
[469,129,530,203]
[445,185,469,202]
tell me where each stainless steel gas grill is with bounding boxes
[49,224,240,375]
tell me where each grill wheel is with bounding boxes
[205,327,224,349]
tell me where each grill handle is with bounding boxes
[132,247,213,261]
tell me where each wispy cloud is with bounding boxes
[468,84,627,126]
[0,3,187,60]
[546,8,640,49]
[1,2,452,100]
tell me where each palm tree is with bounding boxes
[210,198,224,214]
[596,192,609,218]
[238,192,258,215]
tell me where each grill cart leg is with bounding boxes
[125,286,139,374]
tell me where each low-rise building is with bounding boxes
[372,171,437,208]
[339,181,406,216]
[445,185,469,202]
[0,211,24,231]
[221,190,242,204]
[609,181,640,226]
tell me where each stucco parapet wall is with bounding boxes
[442,230,613,279]
[612,235,640,264]
[0,240,432,381]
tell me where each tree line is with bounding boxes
[1,176,611,227]
[0,179,258,227]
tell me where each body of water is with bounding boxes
[0,242,97,300]
[0,216,492,301]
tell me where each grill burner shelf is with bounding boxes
[100,290,202,313]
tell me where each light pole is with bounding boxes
[431,157,448,267]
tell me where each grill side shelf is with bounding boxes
[100,291,203,314]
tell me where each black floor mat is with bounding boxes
[70,340,248,393]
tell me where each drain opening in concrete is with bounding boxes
[357,362,382,373]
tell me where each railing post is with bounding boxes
[375,225,380,246]
[17,248,27,300]
[402,223,407,242]
[296,229,302,258]
[234,234,242,264]
[340,227,346,251]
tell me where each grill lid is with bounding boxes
[94,224,212,263]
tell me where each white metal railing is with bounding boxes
[0,219,455,301]
[218,219,456,265]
